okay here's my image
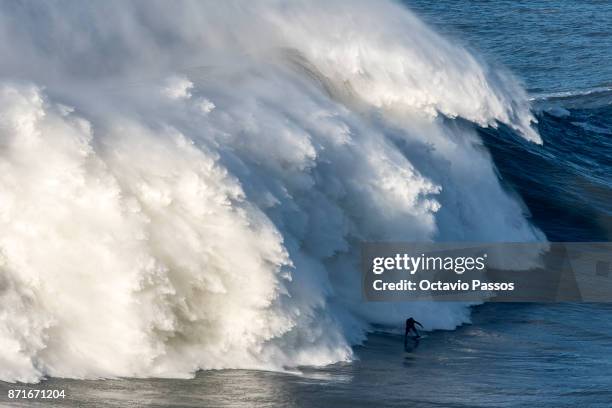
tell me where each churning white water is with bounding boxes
[0,0,542,382]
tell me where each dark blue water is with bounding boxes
[406,0,612,96]
[479,99,612,242]
[407,0,612,243]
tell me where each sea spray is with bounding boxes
[0,0,542,382]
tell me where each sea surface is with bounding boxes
[3,303,612,408]
[1,1,611,407]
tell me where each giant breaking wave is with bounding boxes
[0,0,543,382]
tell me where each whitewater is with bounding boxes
[0,0,543,382]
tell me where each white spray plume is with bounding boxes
[0,0,542,382]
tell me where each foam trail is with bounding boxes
[0,0,542,382]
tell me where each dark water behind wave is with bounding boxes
[405,0,612,96]
[483,95,612,241]
[405,0,612,242]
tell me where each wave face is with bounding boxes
[483,89,612,242]
[0,0,542,382]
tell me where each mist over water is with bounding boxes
[0,0,546,382]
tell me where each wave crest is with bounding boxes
[0,0,541,382]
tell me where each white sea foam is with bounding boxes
[0,0,542,382]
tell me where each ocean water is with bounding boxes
[408,0,612,242]
[407,0,612,95]
[0,0,611,407]
[4,304,612,407]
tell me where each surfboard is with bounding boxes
[404,336,420,352]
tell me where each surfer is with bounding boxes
[404,317,423,349]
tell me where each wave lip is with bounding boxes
[0,0,542,382]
